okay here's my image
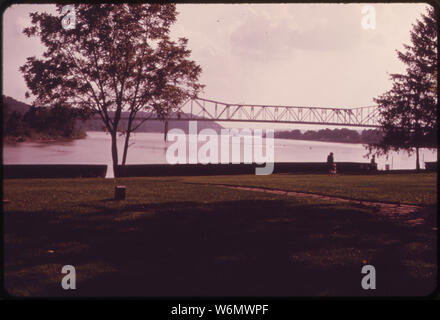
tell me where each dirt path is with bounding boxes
[191,183,429,227]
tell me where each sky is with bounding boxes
[1,3,432,130]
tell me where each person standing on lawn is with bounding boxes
[327,152,336,175]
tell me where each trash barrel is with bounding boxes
[114,186,126,200]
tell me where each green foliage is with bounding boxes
[20,4,204,174]
[4,111,25,137]
[2,95,87,139]
[275,128,383,144]
[183,173,437,206]
[369,7,438,169]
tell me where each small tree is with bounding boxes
[368,7,437,170]
[20,4,203,176]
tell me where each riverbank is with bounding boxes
[3,131,87,144]
[274,128,382,145]
[4,173,436,297]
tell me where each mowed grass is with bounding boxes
[3,174,437,297]
[183,173,437,206]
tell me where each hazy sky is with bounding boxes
[2,3,431,112]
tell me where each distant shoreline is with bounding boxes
[3,133,87,145]
[274,136,368,146]
[2,130,372,147]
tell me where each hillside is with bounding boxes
[3,95,86,141]
[2,95,224,133]
[3,95,31,115]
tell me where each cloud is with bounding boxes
[229,4,369,61]
[230,15,290,60]
[2,3,432,109]
[16,16,32,30]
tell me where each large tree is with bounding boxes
[368,7,437,170]
[21,4,203,176]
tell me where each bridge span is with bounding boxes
[105,97,381,128]
[166,98,381,128]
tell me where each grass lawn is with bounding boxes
[183,173,437,206]
[3,173,437,297]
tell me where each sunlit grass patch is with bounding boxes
[183,173,437,205]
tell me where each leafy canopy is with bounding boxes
[20,4,204,134]
[369,7,437,161]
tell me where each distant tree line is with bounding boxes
[3,95,91,140]
[275,128,383,144]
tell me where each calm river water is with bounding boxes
[3,131,437,178]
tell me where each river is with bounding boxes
[3,131,437,178]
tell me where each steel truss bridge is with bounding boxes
[116,97,381,128]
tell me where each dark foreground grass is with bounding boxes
[3,174,437,297]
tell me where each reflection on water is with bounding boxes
[3,131,437,178]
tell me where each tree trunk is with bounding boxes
[111,131,119,178]
[164,120,168,141]
[121,112,134,172]
[122,130,131,166]
[415,146,420,171]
